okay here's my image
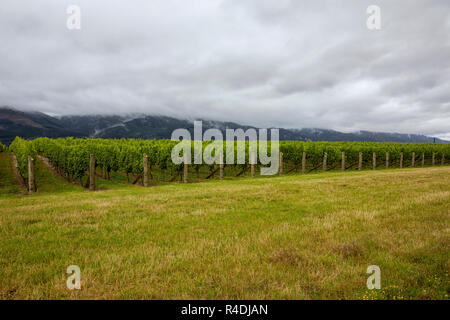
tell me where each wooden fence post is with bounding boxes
[251,151,256,178]
[89,154,95,191]
[442,153,445,165]
[386,152,390,169]
[183,153,188,183]
[421,152,425,167]
[279,152,283,176]
[302,152,306,174]
[432,152,435,166]
[400,152,403,168]
[322,152,328,172]
[358,152,363,171]
[341,152,345,171]
[28,155,35,193]
[411,152,415,167]
[143,153,149,187]
[372,152,376,170]
[219,153,224,180]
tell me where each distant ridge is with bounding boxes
[0,107,448,145]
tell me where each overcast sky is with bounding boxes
[0,0,449,138]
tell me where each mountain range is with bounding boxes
[0,107,447,145]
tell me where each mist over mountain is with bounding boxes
[0,107,447,145]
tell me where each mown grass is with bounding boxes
[33,157,84,194]
[0,152,23,195]
[0,151,449,299]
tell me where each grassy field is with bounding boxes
[0,151,449,299]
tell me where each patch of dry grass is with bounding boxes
[0,165,449,299]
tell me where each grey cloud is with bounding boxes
[0,0,449,139]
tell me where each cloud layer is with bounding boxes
[0,0,449,138]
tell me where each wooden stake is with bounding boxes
[386,152,390,169]
[341,152,345,171]
[400,152,403,168]
[421,152,425,167]
[183,153,188,183]
[279,152,283,176]
[372,152,376,170]
[28,155,35,193]
[322,152,328,171]
[250,151,255,178]
[302,152,306,174]
[143,153,149,187]
[358,152,363,171]
[219,153,224,180]
[89,154,95,191]
[411,152,415,167]
[442,153,445,165]
[432,152,435,166]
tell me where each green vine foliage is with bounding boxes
[8,137,450,181]
[9,137,37,178]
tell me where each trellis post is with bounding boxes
[372,152,376,170]
[219,153,224,180]
[358,152,363,171]
[279,152,283,176]
[143,153,149,187]
[250,151,256,178]
[89,154,95,191]
[28,155,36,193]
[183,153,189,183]
[302,152,306,174]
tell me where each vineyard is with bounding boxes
[1,137,449,299]
[6,136,450,192]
